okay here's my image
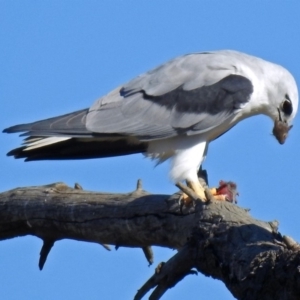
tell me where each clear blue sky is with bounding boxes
[1,1,300,299]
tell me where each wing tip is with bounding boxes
[3,124,28,134]
[6,146,25,157]
[3,127,12,134]
[6,147,39,161]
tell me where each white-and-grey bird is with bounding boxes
[3,50,298,200]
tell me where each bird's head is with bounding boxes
[267,67,298,144]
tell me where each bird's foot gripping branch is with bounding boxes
[1,180,300,299]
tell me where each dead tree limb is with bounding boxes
[0,181,300,300]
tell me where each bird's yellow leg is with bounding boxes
[179,179,207,205]
[181,180,233,206]
[187,180,207,201]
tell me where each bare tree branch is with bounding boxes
[0,181,300,299]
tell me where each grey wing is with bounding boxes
[87,52,253,141]
[3,109,90,137]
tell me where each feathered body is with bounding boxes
[4,50,298,186]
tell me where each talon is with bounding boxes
[186,180,207,202]
[212,194,227,201]
[177,179,238,206]
[180,193,194,206]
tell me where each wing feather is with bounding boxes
[4,109,90,137]
[87,52,253,140]
[5,51,254,145]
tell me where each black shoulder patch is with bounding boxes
[142,75,253,115]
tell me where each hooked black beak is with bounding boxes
[272,109,293,144]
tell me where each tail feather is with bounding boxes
[23,137,71,151]
[7,138,147,161]
[4,108,147,161]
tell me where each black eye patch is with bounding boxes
[282,96,293,116]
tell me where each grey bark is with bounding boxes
[0,181,300,300]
